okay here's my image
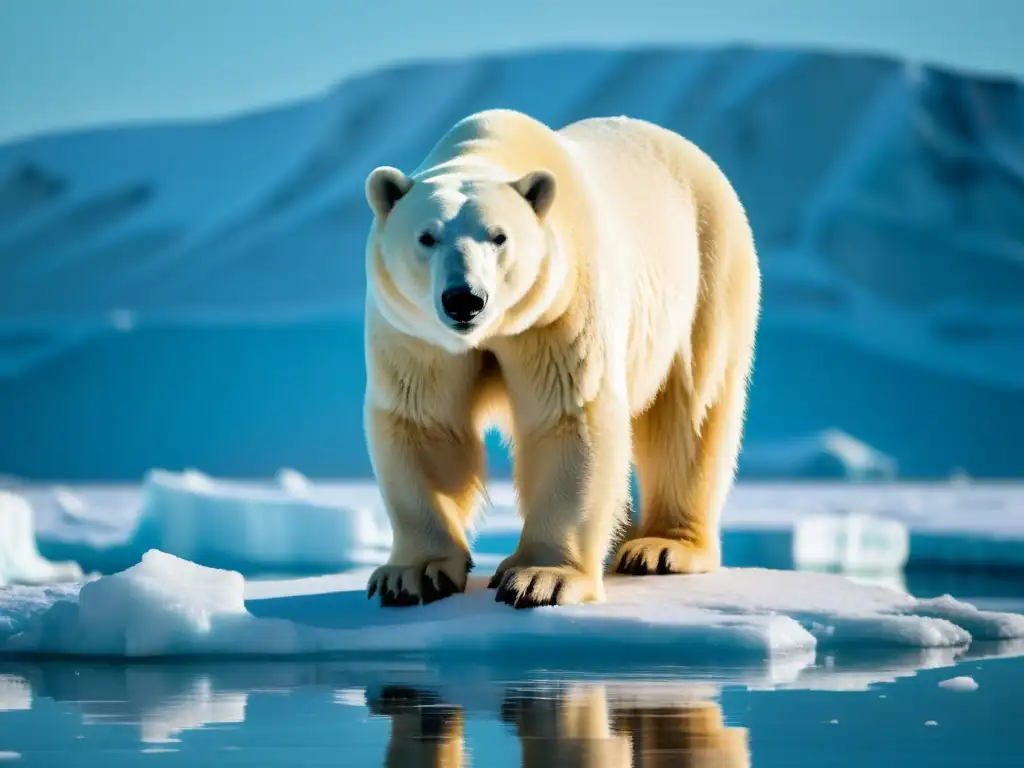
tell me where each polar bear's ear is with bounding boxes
[366,166,413,219]
[511,170,556,220]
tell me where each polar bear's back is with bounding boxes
[558,114,759,413]
[558,114,750,240]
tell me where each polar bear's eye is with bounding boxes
[417,232,437,248]
[489,230,507,247]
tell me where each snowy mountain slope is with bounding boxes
[0,45,1022,480]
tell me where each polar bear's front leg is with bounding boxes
[491,387,632,608]
[366,407,484,607]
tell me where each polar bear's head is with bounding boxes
[364,166,558,351]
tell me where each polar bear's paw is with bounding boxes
[493,566,601,609]
[367,554,474,607]
[611,537,720,576]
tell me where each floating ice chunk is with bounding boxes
[2,552,1023,662]
[937,675,978,692]
[0,675,30,712]
[180,469,213,491]
[51,487,86,517]
[0,492,85,586]
[910,594,1024,641]
[723,483,1024,574]
[793,512,909,573]
[276,468,311,498]
[138,469,391,572]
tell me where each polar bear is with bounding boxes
[362,108,760,609]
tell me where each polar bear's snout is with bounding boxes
[441,284,488,326]
[433,239,495,331]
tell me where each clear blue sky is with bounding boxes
[1,0,1022,142]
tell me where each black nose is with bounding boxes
[441,286,487,323]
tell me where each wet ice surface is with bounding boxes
[0,650,1020,767]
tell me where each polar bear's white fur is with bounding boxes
[362,109,760,609]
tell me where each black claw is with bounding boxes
[422,571,459,605]
[374,559,471,608]
[436,570,458,598]
[513,591,550,610]
[550,579,565,606]
[493,572,511,599]
[501,584,518,606]
[656,549,672,574]
[421,575,441,605]
[380,588,419,608]
[512,578,535,610]
[526,574,539,597]
[487,571,504,589]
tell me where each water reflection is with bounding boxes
[3,663,250,745]
[504,684,749,768]
[371,682,749,767]
[0,646,1021,765]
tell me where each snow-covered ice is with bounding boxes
[0,549,1022,663]
[0,491,85,587]
[937,675,978,692]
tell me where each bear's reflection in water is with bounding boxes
[370,683,750,767]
